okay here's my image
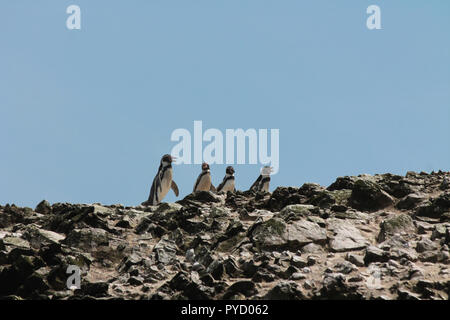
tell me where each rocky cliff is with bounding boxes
[1,171,449,300]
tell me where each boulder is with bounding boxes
[396,193,427,210]
[63,228,109,250]
[22,225,65,249]
[327,219,368,252]
[349,179,394,211]
[251,218,326,251]
[377,213,416,242]
[35,200,52,215]
[223,280,256,299]
[263,281,304,299]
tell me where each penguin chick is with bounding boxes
[217,166,235,193]
[249,166,273,192]
[142,154,179,206]
[193,162,216,192]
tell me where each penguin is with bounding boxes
[142,154,179,206]
[249,166,273,192]
[216,166,236,193]
[193,162,216,192]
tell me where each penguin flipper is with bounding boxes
[171,180,179,197]
[148,172,162,204]
[216,177,226,193]
[210,184,216,192]
[249,175,262,191]
[193,173,203,192]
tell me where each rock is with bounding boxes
[276,204,315,221]
[349,179,394,211]
[38,243,63,266]
[23,225,65,249]
[128,276,144,286]
[328,176,357,191]
[0,266,24,296]
[63,228,109,250]
[364,246,389,265]
[377,213,416,242]
[310,190,352,209]
[18,271,50,297]
[251,218,326,251]
[154,202,183,215]
[250,218,287,250]
[1,170,450,300]
[206,259,224,280]
[118,253,142,273]
[327,219,368,252]
[77,281,109,297]
[291,255,308,268]
[35,200,52,215]
[209,206,229,218]
[179,191,222,204]
[115,216,133,229]
[440,177,450,190]
[285,220,327,249]
[223,257,241,277]
[263,282,304,299]
[183,282,214,300]
[416,221,434,234]
[306,256,317,266]
[266,187,304,212]
[2,237,31,249]
[252,268,276,282]
[318,273,362,299]
[185,249,195,263]
[416,238,438,253]
[345,253,365,267]
[333,261,357,274]
[397,288,420,300]
[431,224,447,240]
[301,243,324,254]
[298,183,326,198]
[153,238,177,265]
[290,272,307,280]
[416,192,450,219]
[396,193,427,210]
[0,205,30,228]
[225,220,244,238]
[223,280,256,299]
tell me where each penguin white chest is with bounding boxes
[221,178,235,192]
[196,173,211,191]
[261,180,270,192]
[158,168,173,200]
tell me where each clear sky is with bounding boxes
[1,1,449,208]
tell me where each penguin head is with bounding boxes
[226,166,235,175]
[261,166,273,176]
[161,154,176,167]
[202,162,210,172]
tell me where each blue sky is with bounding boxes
[1,1,449,207]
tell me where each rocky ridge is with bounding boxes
[1,171,449,300]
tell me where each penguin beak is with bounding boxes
[171,156,177,163]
